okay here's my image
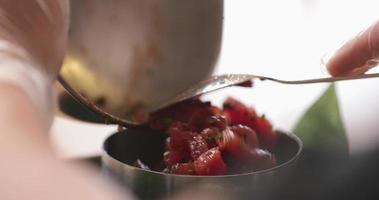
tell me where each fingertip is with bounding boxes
[326,65,342,77]
[325,21,379,77]
[326,34,373,77]
[326,51,353,77]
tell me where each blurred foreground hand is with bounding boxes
[0,1,133,199]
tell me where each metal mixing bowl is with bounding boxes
[61,0,223,119]
[102,127,302,199]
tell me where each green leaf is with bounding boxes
[293,84,348,156]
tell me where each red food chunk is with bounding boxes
[225,148,277,173]
[167,121,194,136]
[164,151,183,168]
[253,117,279,150]
[216,127,238,150]
[223,97,258,125]
[223,97,278,149]
[207,115,228,130]
[189,135,209,160]
[149,97,279,175]
[248,148,277,171]
[171,163,195,175]
[230,125,259,149]
[194,148,227,175]
[216,127,276,171]
[149,99,211,130]
[200,127,220,148]
[189,106,227,131]
[166,122,195,151]
[236,80,254,88]
[216,128,253,163]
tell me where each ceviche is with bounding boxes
[133,97,279,176]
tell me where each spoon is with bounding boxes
[58,72,379,128]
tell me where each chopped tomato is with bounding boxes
[164,151,183,168]
[223,97,278,149]
[253,117,278,150]
[216,127,238,150]
[189,135,209,160]
[144,97,279,175]
[248,149,277,171]
[236,80,254,88]
[230,125,259,149]
[223,97,258,125]
[149,99,211,130]
[216,128,253,163]
[200,127,220,148]
[194,148,226,175]
[189,106,227,131]
[166,122,195,151]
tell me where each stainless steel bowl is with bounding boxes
[102,127,302,199]
[61,0,223,119]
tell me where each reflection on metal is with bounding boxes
[61,0,223,123]
[156,72,379,112]
[57,88,107,124]
[58,75,137,126]
[102,128,302,199]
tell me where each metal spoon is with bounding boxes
[59,72,379,127]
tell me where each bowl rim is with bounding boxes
[102,129,303,178]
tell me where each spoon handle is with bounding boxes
[261,72,379,84]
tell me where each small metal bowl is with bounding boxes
[102,126,302,199]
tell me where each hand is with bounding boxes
[326,21,379,76]
[0,0,69,76]
[0,2,132,199]
[0,0,70,124]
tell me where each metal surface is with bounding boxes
[60,67,379,127]
[60,0,223,123]
[102,127,302,199]
[155,72,379,111]
[58,75,138,126]
[59,0,379,127]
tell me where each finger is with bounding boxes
[327,21,379,76]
